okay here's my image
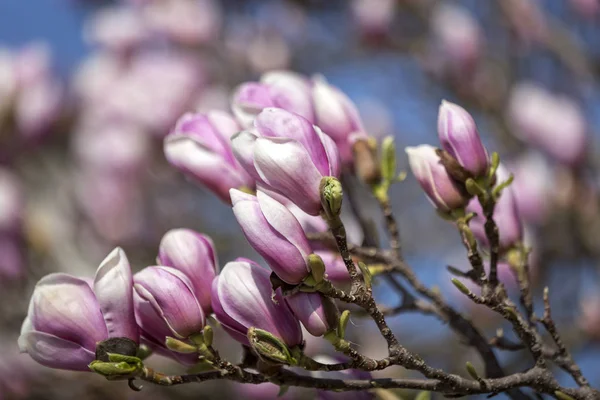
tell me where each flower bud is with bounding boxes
[158,229,218,314]
[285,293,338,337]
[507,83,587,166]
[231,108,340,215]
[232,71,313,128]
[405,145,468,211]
[312,77,366,165]
[211,259,303,347]
[231,189,311,285]
[467,165,523,251]
[18,248,138,371]
[438,100,489,177]
[165,111,255,202]
[134,266,205,341]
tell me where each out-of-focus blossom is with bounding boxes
[0,43,63,142]
[19,248,139,371]
[246,30,291,74]
[0,237,23,282]
[134,266,205,341]
[508,152,553,225]
[437,100,489,177]
[579,296,600,341]
[0,337,39,399]
[86,51,204,135]
[73,52,124,107]
[569,0,600,19]
[232,108,340,215]
[85,6,149,52]
[158,229,218,314]
[405,145,468,212]
[286,292,336,337]
[507,83,587,166]
[313,76,367,166]
[350,0,396,38]
[0,169,23,233]
[232,71,314,128]
[501,0,548,44]
[467,165,523,251]
[142,0,221,45]
[73,121,150,177]
[164,111,254,203]
[430,4,482,74]
[231,189,312,285]
[312,355,374,400]
[211,259,303,347]
[233,381,287,400]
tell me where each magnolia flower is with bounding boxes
[231,108,340,215]
[165,111,255,202]
[158,229,218,314]
[211,259,303,347]
[406,145,468,212]
[312,76,367,165]
[19,248,138,371]
[231,189,312,285]
[231,71,313,128]
[285,292,337,337]
[438,100,489,177]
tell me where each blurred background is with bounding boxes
[1,0,600,399]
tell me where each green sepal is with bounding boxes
[451,278,471,296]
[380,136,396,185]
[465,178,486,197]
[492,173,514,200]
[248,327,296,365]
[203,326,214,347]
[165,337,198,354]
[488,152,500,181]
[88,359,140,377]
[306,253,326,286]
[320,177,343,220]
[337,310,351,340]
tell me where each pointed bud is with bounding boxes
[320,177,343,220]
[438,101,489,177]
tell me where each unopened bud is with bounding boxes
[320,177,343,220]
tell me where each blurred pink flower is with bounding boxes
[85,6,149,52]
[430,4,482,75]
[507,152,553,225]
[507,82,588,166]
[142,0,222,45]
[350,0,396,38]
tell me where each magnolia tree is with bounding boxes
[17,72,598,399]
